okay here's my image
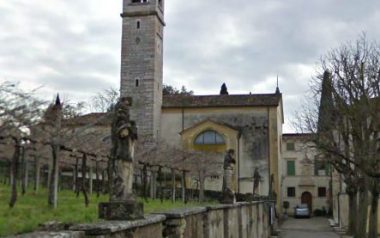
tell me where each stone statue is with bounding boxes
[99,97,143,220]
[253,167,261,195]
[110,97,138,202]
[222,149,236,204]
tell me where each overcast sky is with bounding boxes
[1,0,380,132]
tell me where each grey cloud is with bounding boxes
[1,0,380,132]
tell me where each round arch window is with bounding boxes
[194,130,225,145]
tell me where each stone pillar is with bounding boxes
[222,149,236,204]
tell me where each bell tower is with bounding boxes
[120,0,165,143]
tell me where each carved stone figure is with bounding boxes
[222,149,236,204]
[253,168,261,195]
[110,97,138,201]
[99,97,143,220]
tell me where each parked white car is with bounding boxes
[294,204,311,218]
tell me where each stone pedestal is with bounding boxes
[222,168,236,204]
[99,201,144,220]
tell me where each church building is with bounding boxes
[119,0,284,206]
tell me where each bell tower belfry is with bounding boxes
[120,0,165,143]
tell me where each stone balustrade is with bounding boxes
[16,201,274,238]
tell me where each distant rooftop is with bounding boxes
[162,94,282,108]
[62,112,110,126]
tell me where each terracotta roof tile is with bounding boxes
[162,94,281,108]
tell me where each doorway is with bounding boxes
[301,191,312,211]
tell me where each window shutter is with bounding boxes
[287,161,295,176]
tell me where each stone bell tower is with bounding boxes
[120,0,165,143]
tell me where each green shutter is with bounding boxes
[287,161,295,176]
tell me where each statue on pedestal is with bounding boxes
[99,97,143,220]
[222,149,236,204]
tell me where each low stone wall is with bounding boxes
[16,201,274,238]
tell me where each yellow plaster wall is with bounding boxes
[160,105,282,196]
[180,120,239,191]
[269,107,282,212]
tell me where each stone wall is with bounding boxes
[19,201,274,238]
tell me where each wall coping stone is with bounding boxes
[206,201,264,211]
[13,231,85,238]
[153,207,207,219]
[69,214,166,235]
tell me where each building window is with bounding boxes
[287,160,296,176]
[287,187,296,197]
[137,20,140,29]
[318,187,326,197]
[314,158,330,176]
[194,130,225,145]
[286,142,295,151]
[135,79,139,87]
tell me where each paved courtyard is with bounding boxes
[280,217,339,238]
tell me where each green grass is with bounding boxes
[0,184,214,236]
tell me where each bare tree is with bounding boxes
[90,87,119,112]
[297,35,380,238]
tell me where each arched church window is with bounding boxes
[194,130,225,145]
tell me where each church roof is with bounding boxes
[62,112,111,126]
[162,94,282,108]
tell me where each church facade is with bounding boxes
[119,0,284,206]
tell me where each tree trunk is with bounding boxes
[24,159,29,191]
[95,160,100,197]
[347,190,358,236]
[48,144,59,208]
[102,170,107,194]
[75,157,80,197]
[72,165,76,191]
[3,162,8,184]
[20,146,26,195]
[47,159,52,189]
[150,170,157,199]
[182,170,187,204]
[368,185,379,238]
[142,164,147,201]
[89,165,93,195]
[357,177,369,238]
[34,156,40,192]
[58,169,63,191]
[158,167,163,203]
[9,140,20,208]
[199,170,205,202]
[171,168,176,203]
[107,157,113,197]
[81,154,89,207]
[8,161,12,186]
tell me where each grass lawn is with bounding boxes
[0,184,214,236]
